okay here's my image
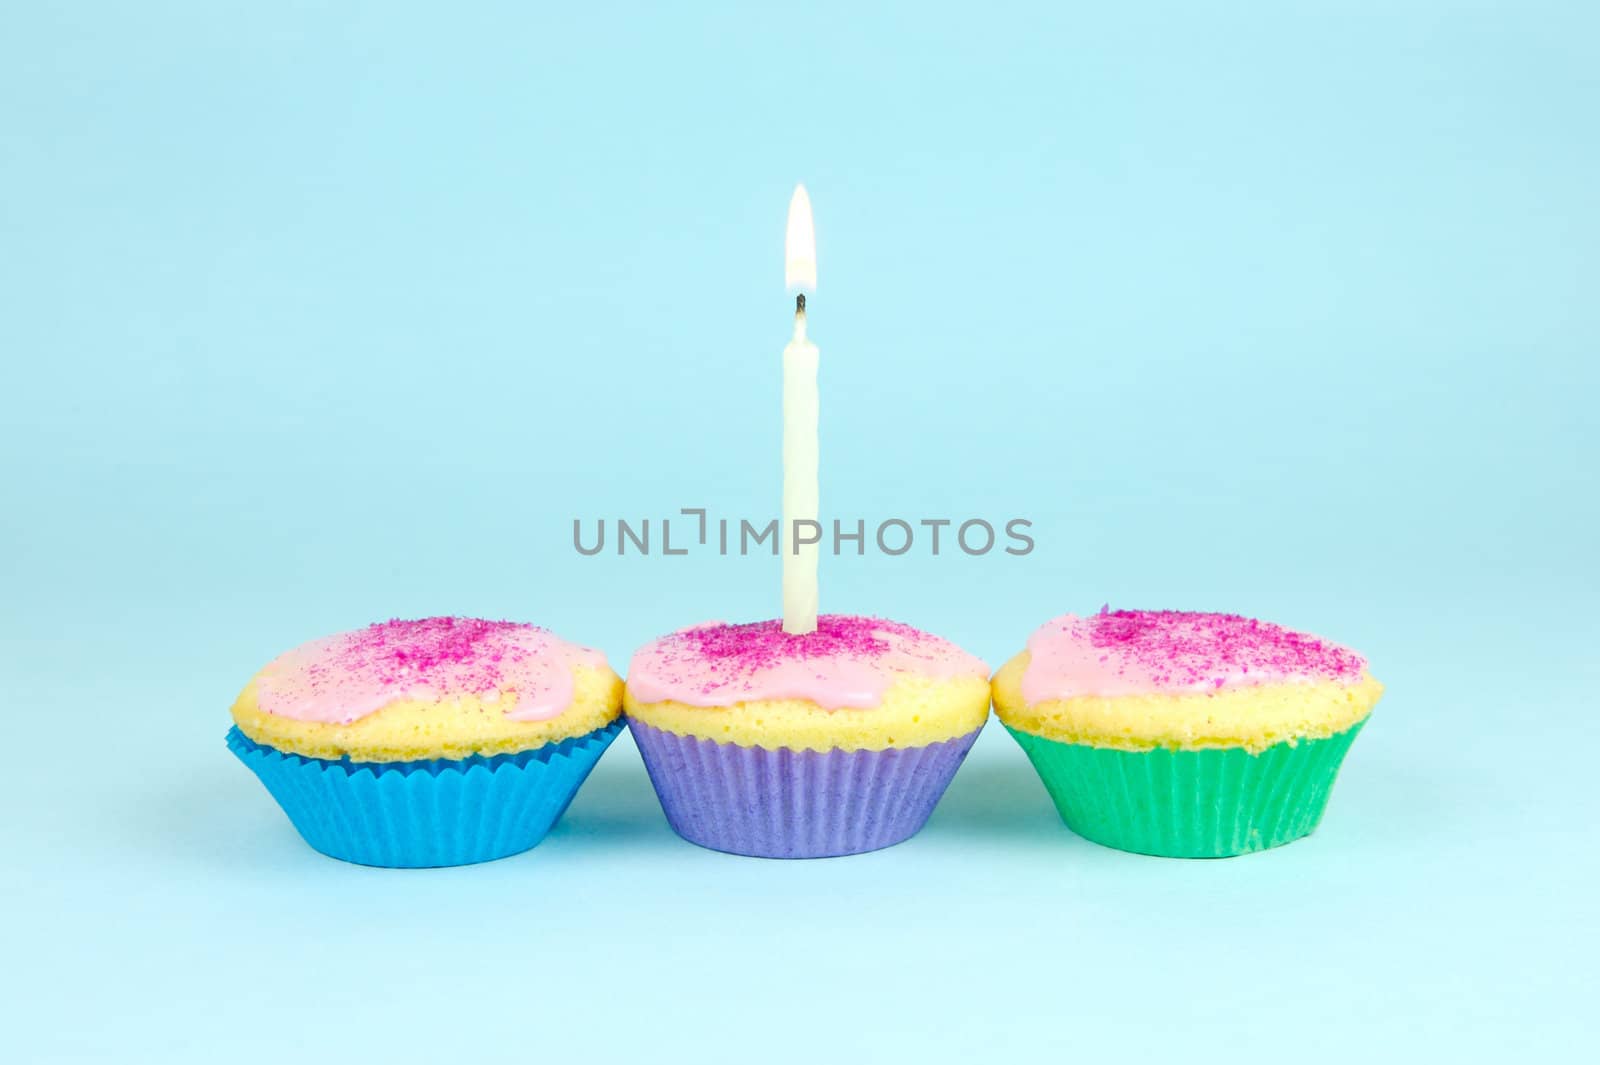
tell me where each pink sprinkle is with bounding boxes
[1087,609,1364,686]
[626,614,989,709]
[332,616,540,696]
[657,615,926,674]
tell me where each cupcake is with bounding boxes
[992,609,1382,858]
[624,615,990,858]
[227,616,623,867]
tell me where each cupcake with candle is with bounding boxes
[623,192,987,857]
[624,615,991,858]
[227,616,623,867]
[992,609,1382,858]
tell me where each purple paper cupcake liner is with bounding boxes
[627,718,982,858]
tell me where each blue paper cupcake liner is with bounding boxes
[227,719,622,868]
[628,718,982,858]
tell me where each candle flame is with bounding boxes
[784,184,817,291]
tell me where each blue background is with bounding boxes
[3,2,1595,1060]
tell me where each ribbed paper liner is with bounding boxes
[1005,721,1367,858]
[627,719,981,858]
[227,720,622,868]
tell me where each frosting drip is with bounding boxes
[627,614,988,709]
[255,617,606,724]
[1021,608,1366,702]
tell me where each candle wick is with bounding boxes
[795,293,806,316]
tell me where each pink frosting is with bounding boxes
[254,617,608,724]
[1021,608,1367,702]
[627,615,989,710]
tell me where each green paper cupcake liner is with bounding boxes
[1004,720,1367,858]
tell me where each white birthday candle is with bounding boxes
[782,184,819,635]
